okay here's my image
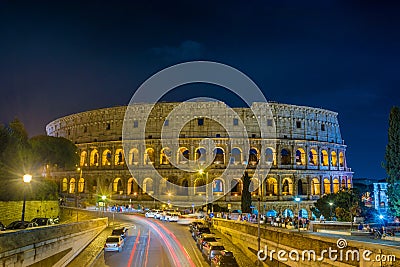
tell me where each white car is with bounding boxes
[145,211,156,218]
[162,212,179,222]
[177,214,204,225]
[104,235,124,252]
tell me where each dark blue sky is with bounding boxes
[1,1,399,179]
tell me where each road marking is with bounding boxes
[144,229,151,267]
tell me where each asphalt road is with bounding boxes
[96,214,209,267]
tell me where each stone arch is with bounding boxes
[195,147,207,163]
[212,178,224,193]
[323,178,331,194]
[297,178,307,195]
[180,178,189,195]
[341,177,346,189]
[249,178,260,194]
[80,151,87,166]
[299,209,308,218]
[265,177,278,196]
[282,177,293,195]
[265,147,275,165]
[230,179,242,195]
[144,148,155,165]
[78,178,85,193]
[213,147,225,164]
[296,148,306,165]
[69,178,76,193]
[113,178,123,193]
[311,178,320,195]
[347,177,352,188]
[281,148,291,165]
[266,210,277,217]
[339,152,345,167]
[194,178,206,194]
[62,178,68,192]
[90,149,99,166]
[333,178,340,193]
[115,148,124,165]
[230,147,242,165]
[178,147,189,164]
[331,151,337,167]
[143,178,154,194]
[249,148,259,165]
[102,149,112,166]
[128,148,139,165]
[127,177,139,195]
[321,150,329,166]
[309,149,318,165]
[160,147,171,165]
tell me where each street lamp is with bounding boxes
[21,174,32,224]
[294,197,301,232]
[199,169,212,213]
[101,195,106,216]
[329,202,334,221]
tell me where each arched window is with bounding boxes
[281,149,291,165]
[341,178,346,189]
[266,178,278,196]
[69,178,76,193]
[347,178,352,189]
[213,147,225,164]
[230,147,242,164]
[333,178,340,193]
[339,152,345,167]
[309,149,318,165]
[128,148,139,165]
[62,178,68,192]
[180,179,189,195]
[90,149,99,166]
[324,178,331,194]
[178,147,189,164]
[113,178,123,193]
[160,148,171,165]
[321,150,329,166]
[143,178,154,193]
[299,209,308,218]
[78,178,85,193]
[331,151,337,167]
[144,148,155,165]
[102,149,112,166]
[80,151,87,167]
[195,147,206,163]
[266,210,277,217]
[213,179,224,193]
[249,148,259,165]
[265,148,274,164]
[230,179,242,195]
[311,178,320,195]
[115,149,124,165]
[282,178,292,195]
[127,177,139,195]
[249,178,260,195]
[194,178,206,194]
[298,179,306,195]
[296,148,306,165]
[283,209,294,218]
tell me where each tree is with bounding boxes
[241,171,252,213]
[383,106,400,217]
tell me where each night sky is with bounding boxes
[1,1,399,180]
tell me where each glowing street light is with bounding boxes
[329,202,334,221]
[21,174,32,224]
[294,197,301,232]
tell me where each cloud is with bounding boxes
[151,40,205,62]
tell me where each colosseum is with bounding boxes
[46,101,353,218]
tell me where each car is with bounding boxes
[196,233,217,250]
[31,218,54,226]
[192,226,212,241]
[111,227,127,239]
[177,214,204,225]
[162,212,179,222]
[5,221,38,230]
[189,221,204,233]
[202,242,225,261]
[145,210,160,218]
[154,211,163,220]
[0,222,5,231]
[104,235,124,252]
[210,251,239,266]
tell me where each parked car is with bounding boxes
[5,221,38,230]
[192,226,211,240]
[196,233,217,250]
[31,217,54,226]
[177,214,204,225]
[154,211,163,220]
[211,251,239,266]
[104,235,124,252]
[111,227,127,239]
[202,242,225,261]
[145,210,160,218]
[189,221,204,233]
[162,212,179,222]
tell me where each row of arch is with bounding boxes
[62,176,352,196]
[79,146,346,168]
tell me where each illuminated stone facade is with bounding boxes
[46,102,353,215]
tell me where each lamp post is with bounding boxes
[101,195,106,216]
[21,174,32,224]
[294,197,301,232]
[76,167,83,222]
[257,197,261,266]
[199,169,211,213]
[329,202,334,221]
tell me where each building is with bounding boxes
[46,101,353,217]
